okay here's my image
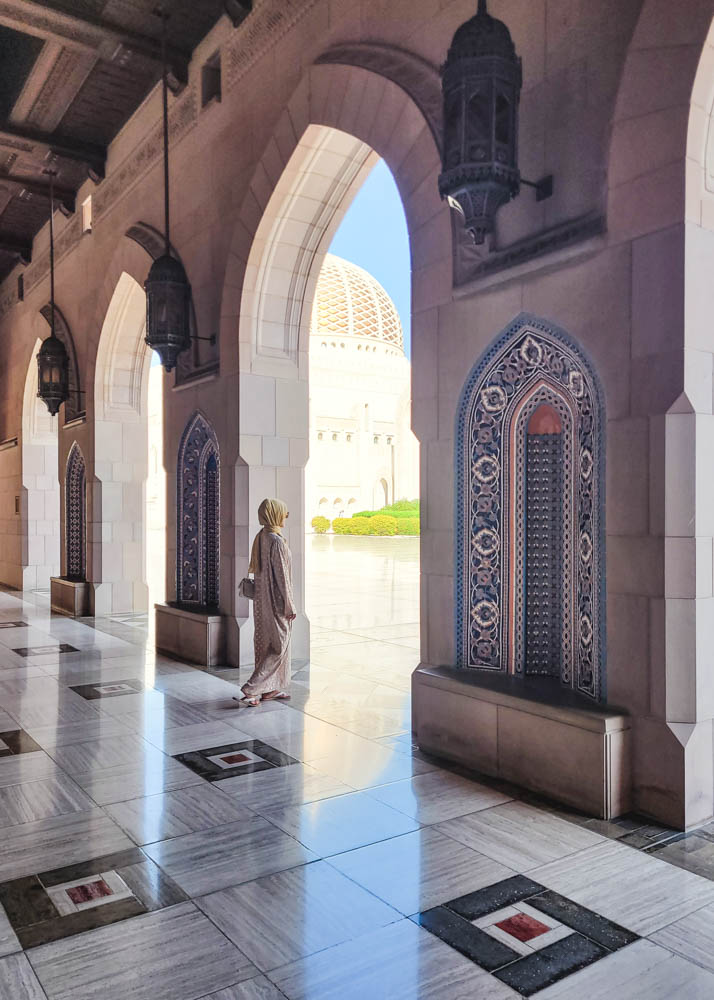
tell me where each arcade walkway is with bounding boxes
[0,538,713,998]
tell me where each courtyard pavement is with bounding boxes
[0,536,712,997]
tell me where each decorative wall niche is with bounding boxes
[65,442,86,581]
[176,412,220,607]
[456,314,605,701]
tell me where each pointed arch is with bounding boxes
[65,442,86,581]
[177,411,220,607]
[455,313,605,701]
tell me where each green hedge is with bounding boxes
[311,516,330,534]
[332,515,404,536]
[368,514,398,536]
[397,517,420,535]
[333,517,370,535]
[352,501,420,521]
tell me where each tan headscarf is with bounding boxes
[249,498,288,573]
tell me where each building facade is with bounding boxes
[0,0,712,828]
[306,253,418,521]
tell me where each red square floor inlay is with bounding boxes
[220,752,252,765]
[66,879,114,904]
[496,913,551,942]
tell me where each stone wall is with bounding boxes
[0,0,712,826]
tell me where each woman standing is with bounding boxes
[240,498,296,707]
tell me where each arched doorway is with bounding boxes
[224,58,450,668]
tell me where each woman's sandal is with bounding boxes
[232,695,261,707]
[261,690,291,702]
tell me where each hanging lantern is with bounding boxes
[145,253,190,372]
[37,169,70,416]
[37,329,69,417]
[144,8,191,371]
[439,0,522,245]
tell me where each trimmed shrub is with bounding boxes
[352,510,377,518]
[397,517,420,535]
[368,515,398,536]
[333,517,371,535]
[311,516,330,534]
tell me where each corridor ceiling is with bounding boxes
[0,0,251,283]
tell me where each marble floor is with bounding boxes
[0,536,714,997]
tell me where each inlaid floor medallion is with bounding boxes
[174,740,300,782]
[415,875,639,996]
[0,848,185,948]
[70,679,145,700]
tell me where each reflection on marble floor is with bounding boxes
[0,537,712,997]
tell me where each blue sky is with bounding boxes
[329,159,412,356]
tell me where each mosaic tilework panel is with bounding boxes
[70,679,144,700]
[416,875,638,997]
[455,316,605,701]
[12,645,78,657]
[0,848,185,948]
[177,412,220,607]
[175,740,299,782]
[0,730,43,758]
[65,441,87,581]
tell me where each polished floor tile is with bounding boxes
[650,898,714,972]
[0,808,133,882]
[0,752,59,787]
[536,938,714,998]
[104,783,252,845]
[200,979,286,1000]
[0,774,94,829]
[217,761,353,812]
[367,769,512,824]
[143,816,316,895]
[309,741,435,789]
[259,789,419,857]
[328,827,515,915]
[23,717,132,749]
[0,907,20,960]
[0,953,46,999]
[531,839,714,935]
[268,918,517,999]
[72,757,203,806]
[197,861,400,971]
[29,902,258,1000]
[437,799,605,870]
[143,720,253,755]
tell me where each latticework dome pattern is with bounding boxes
[310,254,404,352]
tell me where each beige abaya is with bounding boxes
[241,501,296,699]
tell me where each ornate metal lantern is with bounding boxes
[37,329,69,417]
[144,8,191,372]
[37,171,70,416]
[145,252,190,372]
[439,0,523,245]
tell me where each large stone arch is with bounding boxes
[221,58,452,663]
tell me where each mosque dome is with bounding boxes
[310,253,404,352]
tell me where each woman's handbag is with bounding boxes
[239,576,255,600]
